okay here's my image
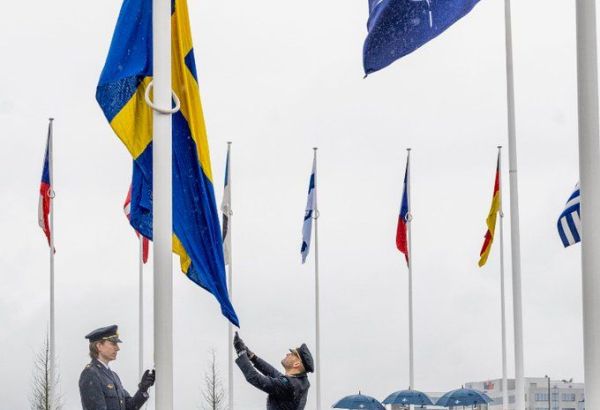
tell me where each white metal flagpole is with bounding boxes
[152,0,174,406]
[225,141,234,410]
[497,146,508,410]
[47,117,56,401]
[503,1,525,408]
[313,147,322,410]
[138,236,144,380]
[576,2,600,409]
[406,148,414,391]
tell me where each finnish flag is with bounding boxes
[557,183,581,247]
[301,157,317,263]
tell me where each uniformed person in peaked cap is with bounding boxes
[79,325,155,410]
[233,332,313,410]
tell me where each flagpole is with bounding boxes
[576,2,600,409]
[152,0,174,406]
[503,2,525,408]
[47,117,56,400]
[226,141,234,410]
[312,147,322,410]
[497,146,508,410]
[138,236,144,379]
[406,148,414,391]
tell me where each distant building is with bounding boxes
[465,377,584,410]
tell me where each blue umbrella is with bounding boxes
[383,389,434,406]
[436,388,492,407]
[332,392,386,410]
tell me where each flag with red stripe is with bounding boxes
[38,123,53,247]
[396,154,410,265]
[478,153,501,267]
[124,186,149,263]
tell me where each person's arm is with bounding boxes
[251,356,283,378]
[236,352,292,397]
[79,370,108,410]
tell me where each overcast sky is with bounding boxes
[0,0,590,409]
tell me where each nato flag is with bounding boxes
[363,0,481,75]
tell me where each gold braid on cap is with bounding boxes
[101,332,119,341]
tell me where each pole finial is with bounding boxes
[313,147,318,151]
[49,117,54,122]
[227,141,232,145]
[497,145,503,149]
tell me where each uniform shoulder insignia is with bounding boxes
[107,384,114,389]
[85,364,91,369]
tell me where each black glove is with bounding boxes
[233,332,254,359]
[138,369,155,392]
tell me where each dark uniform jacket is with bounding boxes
[236,352,310,410]
[79,359,148,410]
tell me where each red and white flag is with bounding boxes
[38,123,53,247]
[396,153,410,265]
[124,186,149,263]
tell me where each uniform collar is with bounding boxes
[92,358,110,370]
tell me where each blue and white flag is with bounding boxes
[301,156,317,264]
[363,0,481,75]
[221,145,232,265]
[557,183,581,247]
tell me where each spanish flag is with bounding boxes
[96,0,239,326]
[478,153,501,267]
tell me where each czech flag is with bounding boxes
[396,154,410,265]
[38,122,53,247]
[478,152,501,267]
[96,0,238,326]
[124,186,149,264]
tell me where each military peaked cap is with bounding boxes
[85,324,122,343]
[291,343,314,373]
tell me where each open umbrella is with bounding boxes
[435,388,492,407]
[383,389,434,407]
[332,392,386,410]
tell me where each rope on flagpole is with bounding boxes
[144,81,181,114]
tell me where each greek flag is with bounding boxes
[557,183,581,247]
[301,156,317,264]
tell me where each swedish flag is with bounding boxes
[97,0,239,326]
